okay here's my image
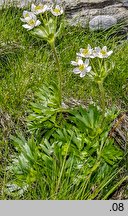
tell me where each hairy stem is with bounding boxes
[98,81,105,115]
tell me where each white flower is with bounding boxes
[71,57,82,66]
[31,3,48,15]
[77,44,94,58]
[20,10,34,23]
[22,13,41,31]
[51,5,64,16]
[72,59,91,78]
[94,46,113,58]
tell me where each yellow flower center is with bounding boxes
[82,49,89,55]
[79,64,85,71]
[25,13,29,18]
[28,19,35,26]
[53,8,60,13]
[35,5,43,10]
[101,50,107,55]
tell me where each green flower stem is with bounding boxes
[45,11,48,22]
[98,58,103,71]
[40,14,45,25]
[90,59,97,74]
[50,42,62,106]
[97,81,105,115]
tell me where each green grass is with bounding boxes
[0,6,128,200]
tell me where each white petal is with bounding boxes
[23,10,29,17]
[51,5,64,16]
[77,59,83,65]
[39,3,43,7]
[102,46,107,51]
[88,44,91,49]
[71,61,78,66]
[107,50,113,56]
[80,72,86,78]
[23,11,34,19]
[95,47,101,52]
[22,24,33,30]
[84,59,89,66]
[31,3,36,12]
[76,53,84,58]
[35,20,41,27]
[34,9,45,15]
[80,48,84,53]
[46,5,51,11]
[56,5,60,9]
[98,55,104,58]
[73,68,81,74]
[86,66,91,72]
[90,55,95,58]
[24,16,33,22]
[31,13,37,21]
[43,5,48,12]
[20,18,26,23]
[31,3,48,14]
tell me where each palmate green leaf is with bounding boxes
[7,136,41,193]
[11,134,38,165]
[27,82,63,138]
[10,133,26,151]
[101,140,123,165]
[29,103,48,114]
[40,139,54,156]
[69,105,102,130]
[7,126,124,199]
[11,137,36,167]
[79,106,95,129]
[27,111,56,122]
[53,127,91,161]
[53,108,123,167]
[7,82,125,199]
[69,105,113,141]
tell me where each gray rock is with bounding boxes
[123,1,128,7]
[89,15,117,30]
[64,0,128,27]
[0,0,33,8]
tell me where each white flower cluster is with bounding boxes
[20,1,64,31]
[71,44,113,78]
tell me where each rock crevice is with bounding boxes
[65,0,117,12]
